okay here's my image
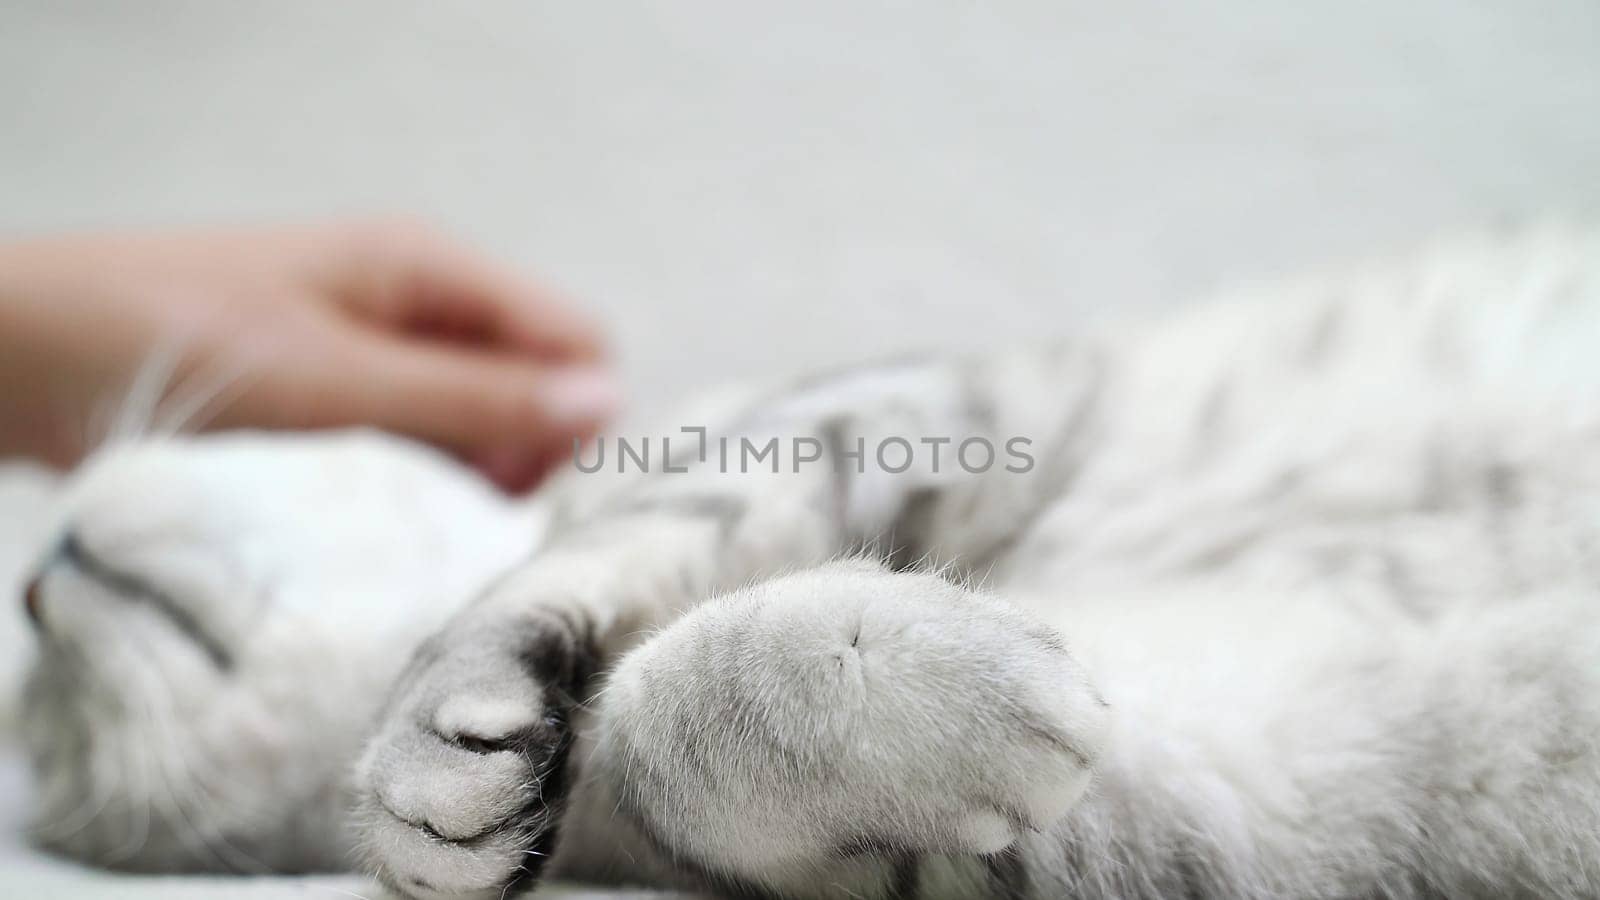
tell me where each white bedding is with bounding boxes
[0,754,689,900]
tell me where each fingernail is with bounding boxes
[537,367,621,427]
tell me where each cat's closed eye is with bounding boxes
[26,530,234,669]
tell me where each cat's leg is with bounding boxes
[350,490,839,899]
[592,561,1109,899]
[350,348,1105,898]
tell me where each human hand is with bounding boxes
[0,221,615,492]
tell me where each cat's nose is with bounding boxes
[22,575,43,627]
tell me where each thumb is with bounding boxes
[323,334,619,461]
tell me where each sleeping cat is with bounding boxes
[18,431,540,872]
[18,227,1600,898]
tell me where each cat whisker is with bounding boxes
[151,349,267,439]
[94,340,189,454]
[100,689,153,865]
[307,885,378,900]
[130,671,236,868]
[127,641,280,874]
[27,656,116,840]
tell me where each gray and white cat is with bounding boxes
[19,431,539,873]
[19,227,1600,899]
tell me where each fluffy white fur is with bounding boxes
[17,226,1600,898]
[21,432,538,872]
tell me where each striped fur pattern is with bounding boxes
[20,227,1600,897]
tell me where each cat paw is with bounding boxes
[593,561,1109,880]
[351,608,596,899]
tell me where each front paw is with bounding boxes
[594,561,1109,880]
[352,611,595,899]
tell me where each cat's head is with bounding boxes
[17,429,532,873]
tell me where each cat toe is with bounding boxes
[351,617,589,897]
[593,562,1108,879]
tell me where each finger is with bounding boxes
[467,442,572,494]
[281,331,619,466]
[403,251,606,363]
[330,222,607,363]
